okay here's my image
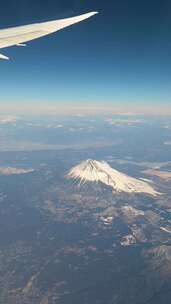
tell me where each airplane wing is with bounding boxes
[0,11,98,59]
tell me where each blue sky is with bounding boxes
[0,0,171,113]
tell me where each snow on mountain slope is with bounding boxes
[67,159,160,196]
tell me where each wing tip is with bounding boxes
[86,11,99,17]
[91,11,99,14]
[75,11,99,21]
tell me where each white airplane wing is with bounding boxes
[0,11,98,59]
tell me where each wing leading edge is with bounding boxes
[0,11,98,59]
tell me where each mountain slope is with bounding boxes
[67,159,160,196]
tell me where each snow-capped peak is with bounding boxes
[67,159,160,196]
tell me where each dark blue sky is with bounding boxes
[0,0,171,112]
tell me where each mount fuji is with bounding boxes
[67,159,160,196]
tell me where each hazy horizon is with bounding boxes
[0,101,171,116]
